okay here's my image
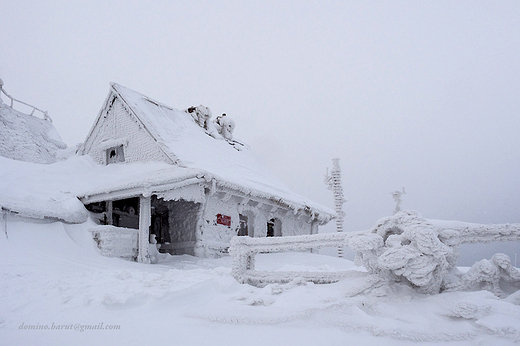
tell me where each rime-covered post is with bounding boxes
[325,158,346,257]
[138,195,151,264]
[391,187,406,214]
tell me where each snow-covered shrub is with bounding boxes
[350,210,520,295]
[353,211,456,294]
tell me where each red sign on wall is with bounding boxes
[216,214,231,227]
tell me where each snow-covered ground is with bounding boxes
[1,218,520,345]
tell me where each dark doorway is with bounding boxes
[151,197,170,244]
[112,197,139,229]
[238,214,248,236]
[267,218,282,237]
[151,196,202,255]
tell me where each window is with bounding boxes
[238,211,255,237]
[267,218,282,237]
[106,145,125,164]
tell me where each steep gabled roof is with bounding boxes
[82,83,335,222]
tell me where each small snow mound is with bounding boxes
[449,301,492,319]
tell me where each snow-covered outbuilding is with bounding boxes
[78,83,335,262]
[0,80,67,164]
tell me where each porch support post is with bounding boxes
[106,200,113,225]
[138,195,151,264]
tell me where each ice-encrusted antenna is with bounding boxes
[325,158,346,257]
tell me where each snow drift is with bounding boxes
[2,217,520,345]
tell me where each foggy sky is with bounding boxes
[1,1,519,263]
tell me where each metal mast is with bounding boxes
[325,158,346,257]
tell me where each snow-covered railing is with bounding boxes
[230,232,365,285]
[0,78,52,122]
[443,223,520,245]
[230,211,520,293]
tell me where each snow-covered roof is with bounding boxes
[0,99,67,164]
[0,154,208,223]
[0,155,88,223]
[80,83,335,222]
[0,83,334,223]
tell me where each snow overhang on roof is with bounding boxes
[75,162,336,224]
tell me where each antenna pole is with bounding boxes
[325,158,346,257]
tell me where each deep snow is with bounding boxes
[1,218,520,345]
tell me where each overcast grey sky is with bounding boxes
[1,1,519,263]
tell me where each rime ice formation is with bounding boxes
[348,210,520,295]
[231,210,520,296]
[214,113,235,140]
[324,158,346,257]
[230,232,359,285]
[391,187,406,214]
[185,105,237,140]
[186,105,212,129]
[185,105,221,138]
[445,253,520,297]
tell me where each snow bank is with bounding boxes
[2,218,520,345]
[0,156,88,223]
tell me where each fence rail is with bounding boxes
[230,232,362,285]
[229,216,520,286]
[0,80,52,122]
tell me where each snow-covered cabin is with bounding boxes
[78,83,334,262]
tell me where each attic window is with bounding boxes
[106,145,125,165]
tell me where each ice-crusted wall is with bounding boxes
[159,199,202,256]
[280,213,313,236]
[167,200,200,243]
[90,225,138,261]
[201,195,241,251]
[84,96,168,165]
[200,193,313,256]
